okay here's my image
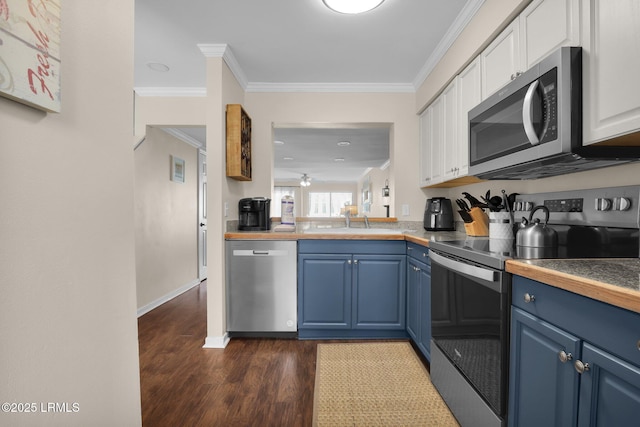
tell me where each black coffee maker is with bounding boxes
[238,197,271,231]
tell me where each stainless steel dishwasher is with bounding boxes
[225,240,297,336]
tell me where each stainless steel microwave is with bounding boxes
[468,47,639,180]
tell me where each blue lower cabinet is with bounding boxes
[577,343,640,427]
[406,242,431,362]
[509,276,640,427]
[298,240,407,339]
[298,254,352,329]
[353,254,406,329]
[509,307,580,427]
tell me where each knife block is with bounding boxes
[464,207,489,236]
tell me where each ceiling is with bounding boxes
[135,0,480,182]
[273,125,390,183]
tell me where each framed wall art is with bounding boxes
[0,0,62,112]
[171,156,185,183]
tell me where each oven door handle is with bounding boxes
[430,251,497,282]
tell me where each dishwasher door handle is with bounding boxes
[232,249,290,257]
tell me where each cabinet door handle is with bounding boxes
[348,260,352,265]
[524,293,535,303]
[523,80,541,145]
[574,360,590,374]
[354,259,358,265]
[558,351,573,363]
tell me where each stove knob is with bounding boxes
[613,197,632,211]
[514,202,522,211]
[524,201,534,211]
[595,198,612,211]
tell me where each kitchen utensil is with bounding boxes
[516,205,558,257]
[458,209,473,223]
[482,196,503,212]
[501,190,510,213]
[455,199,469,212]
[462,192,484,208]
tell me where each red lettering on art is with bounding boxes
[0,0,8,21]
[27,21,50,52]
[37,53,50,75]
[28,68,53,100]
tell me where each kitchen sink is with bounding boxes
[303,227,405,235]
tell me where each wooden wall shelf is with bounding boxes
[226,104,252,181]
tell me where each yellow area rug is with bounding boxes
[313,342,459,427]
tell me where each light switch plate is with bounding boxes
[224,202,229,217]
[401,204,410,216]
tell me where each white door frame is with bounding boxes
[198,150,207,281]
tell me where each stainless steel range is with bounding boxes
[428,185,640,427]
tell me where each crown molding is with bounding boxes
[161,128,204,149]
[139,2,484,96]
[198,43,248,90]
[412,0,485,89]
[246,82,415,93]
[134,87,206,97]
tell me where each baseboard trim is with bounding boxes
[203,334,230,349]
[137,278,201,317]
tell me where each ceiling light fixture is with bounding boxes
[300,173,311,187]
[334,157,345,162]
[322,0,384,14]
[337,141,351,146]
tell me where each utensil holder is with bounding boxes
[489,211,514,239]
[464,207,489,236]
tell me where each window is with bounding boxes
[308,192,353,217]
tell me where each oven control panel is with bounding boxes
[513,185,640,228]
[544,198,583,212]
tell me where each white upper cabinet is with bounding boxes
[420,58,481,187]
[419,106,432,186]
[481,0,579,100]
[420,96,445,186]
[442,80,459,182]
[581,0,640,145]
[429,96,444,185]
[456,57,482,177]
[481,19,521,99]
[520,0,580,69]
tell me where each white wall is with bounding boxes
[134,127,199,311]
[0,1,141,426]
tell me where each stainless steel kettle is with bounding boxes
[516,205,558,258]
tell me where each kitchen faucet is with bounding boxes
[364,215,370,228]
[344,210,351,228]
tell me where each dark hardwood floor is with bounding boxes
[138,280,425,426]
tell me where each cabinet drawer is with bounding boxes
[513,276,640,366]
[406,242,430,264]
[298,240,405,255]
